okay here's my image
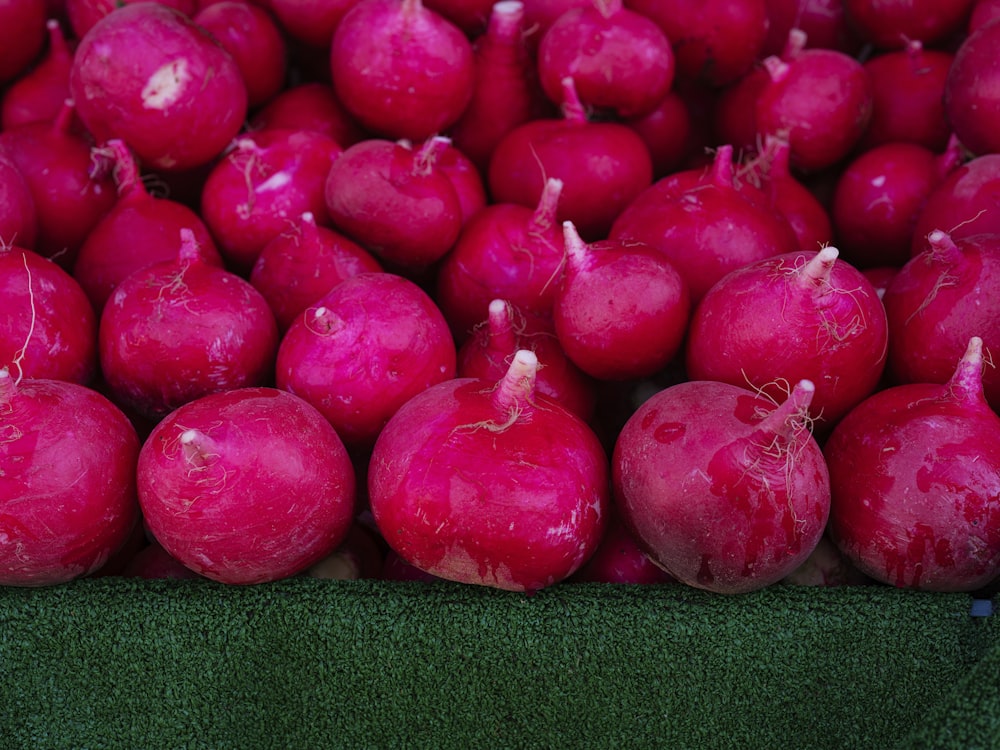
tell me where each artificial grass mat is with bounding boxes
[0,578,996,750]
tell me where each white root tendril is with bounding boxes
[11,253,36,387]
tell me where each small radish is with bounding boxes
[0,151,38,251]
[911,153,1000,254]
[249,82,369,149]
[844,0,975,50]
[0,0,47,85]
[1,18,73,130]
[944,17,1000,157]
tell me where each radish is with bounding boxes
[969,0,1000,31]
[944,17,1000,157]
[268,0,359,49]
[69,3,248,172]
[487,76,653,240]
[249,82,369,148]
[762,0,860,57]
[275,272,457,450]
[329,0,475,142]
[121,540,206,580]
[65,0,199,38]
[368,349,610,592]
[249,211,383,332]
[553,221,690,381]
[1,18,73,130]
[0,0,47,84]
[137,386,357,585]
[825,337,1000,591]
[536,0,674,118]
[99,229,280,420]
[882,229,1000,411]
[73,138,223,313]
[0,245,97,385]
[613,378,830,594]
[685,246,889,429]
[200,128,342,274]
[780,535,873,587]
[911,154,1000,254]
[712,66,771,156]
[843,0,975,50]
[456,298,597,422]
[0,368,140,586]
[0,152,38,251]
[624,89,695,179]
[423,0,495,34]
[569,506,675,584]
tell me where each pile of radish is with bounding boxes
[2,0,999,596]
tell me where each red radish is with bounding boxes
[861,265,899,299]
[0,368,140,586]
[0,0,47,84]
[457,298,597,422]
[624,89,695,179]
[275,272,457,450]
[944,18,1000,157]
[780,535,873,586]
[324,136,466,272]
[554,221,690,381]
[329,0,475,141]
[423,137,489,226]
[73,138,223,313]
[69,3,248,172]
[860,40,953,153]
[831,138,964,269]
[882,229,1000,410]
[487,77,653,240]
[249,82,369,148]
[762,0,860,57]
[844,0,974,50]
[137,387,357,585]
[1,246,97,385]
[0,100,117,268]
[625,0,769,87]
[536,0,674,118]
[250,211,383,332]
[911,154,1000,254]
[686,246,889,429]
[0,152,38,251]
[193,0,288,109]
[712,66,771,156]
[423,0,495,34]
[369,349,610,592]
[614,378,830,594]
[826,337,1000,591]
[268,0,359,49]
[200,128,342,274]
[435,177,566,339]
[99,229,280,420]
[65,0,199,39]
[969,0,1000,31]
[0,18,73,130]
[121,540,206,580]
[305,522,385,580]
[381,548,445,582]
[569,506,675,584]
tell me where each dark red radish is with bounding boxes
[844,0,974,50]
[554,221,690,381]
[712,66,771,157]
[0,245,97,385]
[435,177,566,339]
[324,136,467,272]
[883,229,1000,410]
[99,229,280,420]
[65,0,199,39]
[87,517,147,578]
[0,368,140,586]
[944,18,1000,157]
[305,522,385,580]
[249,83,369,148]
[624,0,769,87]
[831,138,964,270]
[329,0,475,142]
[424,137,489,226]
[686,246,889,429]
[762,0,860,57]
[121,540,206,580]
[0,0,47,85]
[624,89,695,180]
[73,138,223,313]
[969,0,1000,31]
[457,298,597,422]
[0,100,117,268]
[69,3,248,172]
[250,211,383,332]
[268,0,359,49]
[137,387,357,585]
[536,0,674,118]
[487,77,653,240]
[826,337,1000,591]
[0,152,38,251]
[200,128,342,274]
[780,535,873,586]
[859,40,953,153]
[381,548,445,582]
[423,0,496,34]
[569,505,675,584]
[275,272,457,450]
[862,265,899,299]
[369,349,610,592]
[1,18,73,130]
[614,378,830,594]
[193,0,287,109]
[911,154,1000,254]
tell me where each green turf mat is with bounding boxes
[0,578,993,750]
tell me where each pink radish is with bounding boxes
[249,82,369,149]
[569,506,675,584]
[944,17,1000,157]
[844,0,975,50]
[0,152,38,251]
[1,18,73,130]
[911,154,1000,254]
[268,0,360,49]
[624,89,696,179]
[0,0,47,84]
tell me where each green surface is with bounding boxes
[0,578,995,749]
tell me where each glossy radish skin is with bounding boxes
[883,230,1000,410]
[762,0,860,57]
[0,246,97,385]
[826,337,1000,591]
[944,19,1000,157]
[99,231,280,420]
[554,222,690,381]
[844,0,974,50]
[686,247,888,429]
[537,0,674,118]
[0,0,47,84]
[69,3,248,172]
[249,83,369,149]
[275,272,457,450]
[329,0,475,141]
[911,154,1000,254]
[1,19,73,130]
[614,379,830,594]
[457,298,597,422]
[369,350,610,592]
[423,0,496,34]
[624,90,695,179]
[66,0,199,39]
[0,152,38,250]
[568,506,675,584]
[269,0,359,48]
[0,369,140,586]
[137,387,357,585]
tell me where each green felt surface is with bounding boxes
[0,578,994,750]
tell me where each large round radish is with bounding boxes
[0,368,140,586]
[368,349,610,592]
[613,379,830,594]
[137,387,357,585]
[944,17,1000,157]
